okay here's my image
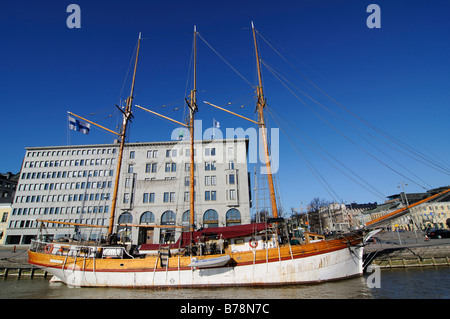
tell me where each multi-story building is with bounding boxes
[0,172,19,244]
[5,138,251,245]
[362,187,450,232]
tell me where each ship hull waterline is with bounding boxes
[28,240,364,288]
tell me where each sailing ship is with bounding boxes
[27,24,450,288]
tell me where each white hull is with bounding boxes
[36,245,363,288]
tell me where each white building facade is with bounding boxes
[6,138,251,245]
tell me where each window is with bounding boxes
[140,211,155,224]
[205,161,216,171]
[226,209,241,226]
[182,210,196,226]
[185,177,195,186]
[143,193,149,203]
[229,174,235,184]
[128,164,134,173]
[203,209,218,228]
[205,191,210,201]
[160,210,176,243]
[230,189,236,200]
[228,161,234,169]
[117,212,133,242]
[118,212,133,224]
[205,176,211,186]
[123,193,130,203]
[165,163,176,172]
[184,192,189,202]
[161,210,176,225]
[211,191,216,201]
[211,176,217,186]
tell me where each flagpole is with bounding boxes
[67,114,71,145]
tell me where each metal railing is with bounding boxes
[30,240,133,259]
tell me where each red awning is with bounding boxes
[139,223,268,251]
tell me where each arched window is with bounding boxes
[140,211,155,224]
[161,210,176,225]
[226,208,241,226]
[160,210,176,244]
[118,212,133,224]
[117,212,133,243]
[203,209,218,228]
[182,210,196,226]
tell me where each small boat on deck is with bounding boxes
[188,255,231,268]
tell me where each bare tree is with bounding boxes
[307,198,330,234]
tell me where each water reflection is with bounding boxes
[2,267,449,299]
[0,275,374,299]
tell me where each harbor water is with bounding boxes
[0,267,448,299]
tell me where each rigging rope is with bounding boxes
[197,33,255,89]
[261,59,429,190]
[266,104,387,201]
[256,30,450,176]
[261,60,436,189]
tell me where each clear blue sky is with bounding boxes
[1,0,449,213]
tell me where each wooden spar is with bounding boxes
[251,22,279,219]
[108,32,142,237]
[37,219,108,229]
[135,105,188,127]
[118,224,186,229]
[67,112,121,136]
[189,26,198,234]
[365,188,450,227]
[203,101,260,125]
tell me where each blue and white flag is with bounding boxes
[68,115,90,135]
[213,119,220,128]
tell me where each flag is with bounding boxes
[178,129,184,141]
[68,115,90,135]
[213,119,220,128]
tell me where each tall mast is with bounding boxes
[108,32,142,237]
[189,26,198,233]
[251,22,278,219]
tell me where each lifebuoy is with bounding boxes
[44,244,53,254]
[249,238,258,248]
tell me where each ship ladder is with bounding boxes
[160,246,170,284]
[160,246,170,268]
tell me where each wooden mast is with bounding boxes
[251,22,278,218]
[189,26,198,233]
[108,32,142,237]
